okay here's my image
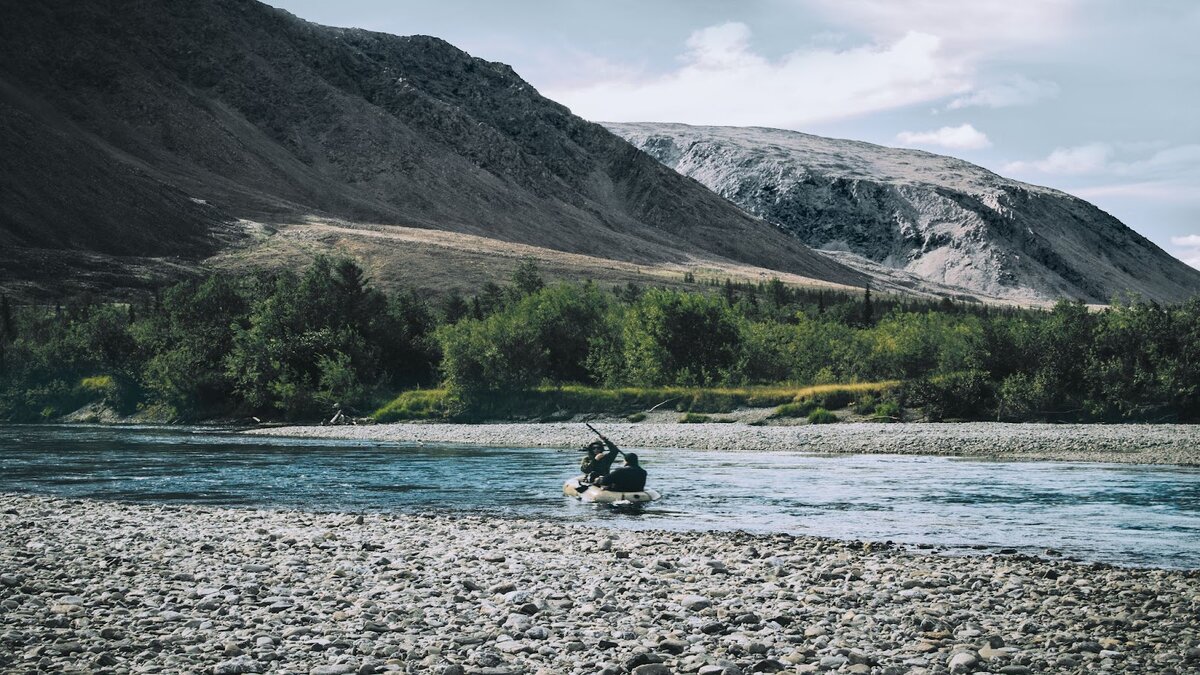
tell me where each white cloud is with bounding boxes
[1171,235,1200,269]
[947,75,1060,110]
[895,123,992,150]
[802,0,1079,56]
[547,23,970,127]
[1117,144,1200,177]
[1004,143,1113,175]
[1072,182,1197,201]
[1005,143,1200,179]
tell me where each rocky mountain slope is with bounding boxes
[608,122,1200,304]
[0,0,862,298]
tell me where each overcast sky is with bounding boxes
[270,0,1200,268]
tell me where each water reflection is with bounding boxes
[1,424,1198,568]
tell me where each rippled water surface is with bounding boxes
[2,425,1198,568]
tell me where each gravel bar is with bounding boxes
[248,422,1200,466]
[2,494,1198,675]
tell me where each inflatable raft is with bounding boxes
[563,476,661,504]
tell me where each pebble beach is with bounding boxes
[249,422,1200,466]
[2,494,1198,675]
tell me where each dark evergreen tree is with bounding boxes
[722,278,736,304]
[477,282,507,316]
[511,257,545,296]
[766,278,789,307]
[441,289,469,323]
[0,294,12,341]
[617,282,643,304]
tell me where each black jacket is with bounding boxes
[601,465,647,492]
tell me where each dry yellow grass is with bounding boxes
[373,381,901,421]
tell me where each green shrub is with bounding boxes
[79,375,115,394]
[871,401,903,422]
[813,390,854,410]
[905,370,994,421]
[773,400,817,418]
[627,412,647,423]
[772,384,896,418]
[807,407,838,424]
[373,389,452,422]
[688,390,740,413]
[997,372,1053,421]
[619,289,743,386]
[679,412,710,423]
[854,393,878,415]
[315,351,365,410]
[76,374,138,414]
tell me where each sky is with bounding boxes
[269,0,1200,268]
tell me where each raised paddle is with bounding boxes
[585,423,625,458]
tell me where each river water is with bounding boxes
[1,425,1197,568]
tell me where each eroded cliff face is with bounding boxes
[610,122,1200,304]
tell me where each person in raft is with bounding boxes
[596,453,647,492]
[580,439,620,482]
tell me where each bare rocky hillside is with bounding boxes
[0,0,861,298]
[609,122,1200,304]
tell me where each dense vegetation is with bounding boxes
[1,257,1198,423]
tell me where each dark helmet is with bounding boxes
[582,440,604,452]
[624,452,639,466]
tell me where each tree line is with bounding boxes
[1,257,1198,422]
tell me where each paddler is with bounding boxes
[579,438,620,482]
[596,452,648,492]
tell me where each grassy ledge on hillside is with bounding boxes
[372,381,900,423]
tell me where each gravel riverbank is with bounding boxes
[2,494,1198,675]
[249,422,1200,466]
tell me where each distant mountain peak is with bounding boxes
[608,122,1200,304]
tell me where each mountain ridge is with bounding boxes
[0,0,862,298]
[607,121,1200,304]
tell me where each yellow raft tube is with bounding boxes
[563,476,661,504]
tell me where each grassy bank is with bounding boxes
[373,381,900,422]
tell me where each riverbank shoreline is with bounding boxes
[247,421,1200,466]
[2,493,1197,674]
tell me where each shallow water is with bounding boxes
[2,425,1198,568]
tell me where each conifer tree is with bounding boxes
[0,294,12,341]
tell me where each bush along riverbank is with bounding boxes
[2,494,1198,674]
[2,257,1200,424]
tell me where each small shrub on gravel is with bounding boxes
[374,389,451,422]
[871,402,903,422]
[680,412,711,423]
[808,407,838,424]
[773,400,817,418]
[627,412,647,423]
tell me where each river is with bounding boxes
[1,425,1197,568]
